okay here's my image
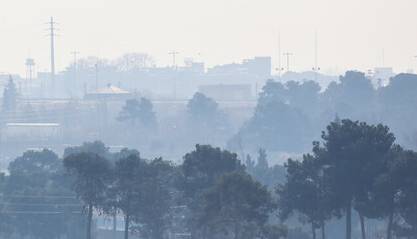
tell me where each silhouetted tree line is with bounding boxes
[0,142,281,239]
[278,119,417,239]
[1,118,417,239]
[229,72,417,152]
[116,92,231,150]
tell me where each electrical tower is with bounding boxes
[47,17,58,96]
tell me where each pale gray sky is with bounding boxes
[1,0,417,75]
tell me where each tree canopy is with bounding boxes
[118,97,157,130]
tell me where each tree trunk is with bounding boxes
[86,203,93,239]
[234,222,239,239]
[312,223,316,239]
[387,209,394,239]
[346,202,352,239]
[321,220,325,239]
[124,213,130,239]
[202,226,208,239]
[154,225,164,239]
[113,211,117,239]
[190,225,197,239]
[359,212,366,239]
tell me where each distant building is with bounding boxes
[207,57,271,79]
[203,57,271,97]
[1,123,61,143]
[180,61,205,73]
[84,84,133,100]
[14,56,273,99]
[198,84,252,101]
[242,57,272,78]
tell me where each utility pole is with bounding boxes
[47,17,58,97]
[381,49,385,67]
[168,51,179,69]
[276,32,284,78]
[71,51,79,92]
[312,31,320,81]
[95,63,99,90]
[283,52,293,72]
[25,58,35,93]
[414,56,417,73]
[168,51,179,100]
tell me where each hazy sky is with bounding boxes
[1,0,417,75]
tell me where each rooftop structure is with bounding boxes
[84,85,133,100]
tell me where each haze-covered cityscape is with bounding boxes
[1,1,417,239]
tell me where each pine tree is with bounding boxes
[2,76,17,113]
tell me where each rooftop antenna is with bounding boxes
[168,51,179,69]
[283,52,293,72]
[46,17,58,96]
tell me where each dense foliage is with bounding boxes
[230,72,417,153]
[2,118,417,239]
